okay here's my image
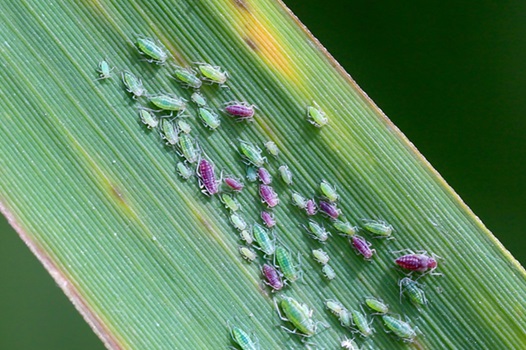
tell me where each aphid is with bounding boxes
[341,337,359,350]
[231,326,258,350]
[312,249,330,265]
[338,310,352,328]
[305,220,330,243]
[221,194,240,212]
[178,134,199,163]
[246,167,258,182]
[322,264,336,280]
[240,230,254,245]
[257,167,272,185]
[382,315,417,342]
[333,220,357,237]
[265,141,279,157]
[239,140,266,167]
[231,213,247,231]
[160,118,179,145]
[363,220,393,238]
[197,63,228,85]
[172,66,202,89]
[177,119,192,134]
[365,297,389,314]
[305,199,317,216]
[138,108,158,129]
[136,36,168,64]
[320,180,338,202]
[252,223,275,256]
[399,277,427,307]
[149,93,186,112]
[176,162,193,180]
[262,263,284,291]
[198,158,219,195]
[307,102,328,128]
[276,296,316,337]
[122,71,146,98]
[239,246,257,263]
[96,60,113,80]
[225,101,255,120]
[261,211,276,228]
[291,192,307,209]
[319,201,340,220]
[191,91,207,107]
[259,185,279,208]
[224,177,244,192]
[351,309,373,337]
[394,251,439,274]
[198,107,221,130]
[278,165,292,185]
[325,299,345,316]
[351,235,375,260]
[275,246,300,282]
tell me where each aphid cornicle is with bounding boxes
[198,107,221,130]
[178,134,199,163]
[196,63,228,85]
[191,91,207,107]
[394,251,439,274]
[231,325,258,350]
[240,230,254,245]
[275,246,300,282]
[238,140,266,167]
[198,158,219,195]
[312,249,330,265]
[261,211,276,228]
[278,165,292,185]
[172,66,202,89]
[320,180,338,202]
[224,177,244,192]
[363,220,393,238]
[176,162,193,180]
[322,264,336,280]
[239,246,257,263]
[262,263,284,291]
[276,296,316,337]
[319,200,340,220]
[122,71,146,98]
[231,213,247,231]
[291,191,307,209]
[225,102,255,120]
[399,277,427,306]
[333,220,357,237]
[160,118,179,145]
[149,93,186,113]
[265,141,279,157]
[257,167,272,185]
[96,60,113,80]
[365,297,389,314]
[382,315,417,342]
[221,194,240,212]
[307,102,328,127]
[138,108,158,129]
[305,220,330,243]
[305,199,317,216]
[351,309,373,337]
[136,36,168,64]
[259,185,279,208]
[351,235,375,260]
[252,223,275,256]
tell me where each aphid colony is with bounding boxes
[97,34,443,348]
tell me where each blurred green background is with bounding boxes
[1,1,525,348]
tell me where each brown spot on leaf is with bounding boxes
[244,37,258,51]
[111,185,126,205]
[234,0,249,11]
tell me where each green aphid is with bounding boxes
[276,296,316,337]
[197,63,228,85]
[399,277,427,307]
[320,179,338,202]
[252,223,275,256]
[239,140,266,167]
[382,315,417,342]
[365,297,389,314]
[312,249,330,265]
[96,59,113,80]
[160,118,179,145]
[178,133,199,163]
[239,246,257,263]
[351,309,373,337]
[322,264,336,280]
[275,246,300,282]
[333,220,357,237]
[176,162,193,180]
[138,108,158,129]
[278,165,293,185]
[221,194,241,212]
[136,36,168,64]
[122,71,146,98]
[305,220,330,243]
[325,299,345,316]
[172,66,202,89]
[191,92,207,107]
[230,213,247,231]
[362,220,393,238]
[177,119,192,134]
[246,167,258,182]
[149,93,186,112]
[264,141,279,157]
[198,108,221,130]
[291,191,307,208]
[338,310,352,328]
[240,230,254,245]
[307,102,328,128]
[230,326,258,350]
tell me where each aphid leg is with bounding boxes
[274,299,289,322]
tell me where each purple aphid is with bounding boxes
[262,263,284,291]
[259,184,279,208]
[261,211,276,228]
[305,199,317,216]
[319,200,340,220]
[351,235,375,260]
[395,252,438,273]
[257,167,272,185]
[225,102,255,120]
[224,176,244,192]
[198,158,219,195]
